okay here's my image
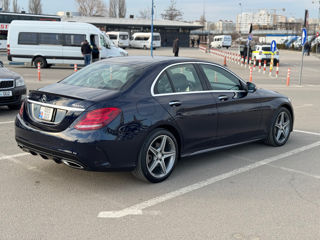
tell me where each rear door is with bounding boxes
[198,63,263,146]
[153,63,218,155]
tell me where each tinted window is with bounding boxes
[18,32,38,45]
[166,64,203,92]
[64,34,86,47]
[60,62,143,90]
[119,34,128,40]
[200,64,243,91]
[155,72,173,94]
[39,33,62,45]
[108,34,117,40]
[262,47,271,51]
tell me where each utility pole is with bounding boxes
[151,0,154,57]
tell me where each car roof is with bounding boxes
[100,56,211,68]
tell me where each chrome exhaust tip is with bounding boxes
[61,160,84,170]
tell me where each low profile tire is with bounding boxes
[33,57,47,68]
[132,129,178,183]
[265,107,292,147]
[8,103,21,110]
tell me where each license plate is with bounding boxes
[38,106,54,121]
[0,91,12,97]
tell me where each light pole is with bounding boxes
[239,2,243,35]
[312,0,320,53]
[151,0,154,57]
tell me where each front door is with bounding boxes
[198,63,263,146]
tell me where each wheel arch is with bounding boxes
[279,103,294,131]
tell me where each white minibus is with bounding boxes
[106,31,129,49]
[210,35,232,49]
[7,21,127,67]
[129,32,161,49]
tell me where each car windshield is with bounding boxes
[60,62,143,90]
[262,47,271,51]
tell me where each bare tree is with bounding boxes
[161,0,183,21]
[118,0,126,18]
[109,0,118,18]
[138,8,151,19]
[12,0,20,12]
[2,0,10,11]
[75,0,107,16]
[28,0,42,14]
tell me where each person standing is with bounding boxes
[173,37,179,57]
[81,40,92,66]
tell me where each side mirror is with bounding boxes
[246,82,257,93]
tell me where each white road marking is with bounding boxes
[0,121,14,125]
[295,104,313,109]
[267,164,320,180]
[0,153,29,160]
[98,140,320,218]
[294,129,320,136]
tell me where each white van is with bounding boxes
[129,32,161,49]
[106,31,129,49]
[7,21,127,67]
[210,35,232,49]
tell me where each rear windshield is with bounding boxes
[60,62,143,90]
[108,34,117,40]
[119,34,128,40]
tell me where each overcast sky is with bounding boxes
[6,0,320,22]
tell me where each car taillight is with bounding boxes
[19,101,24,117]
[7,44,10,55]
[75,107,121,131]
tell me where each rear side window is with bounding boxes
[39,33,62,45]
[200,64,243,91]
[18,32,38,45]
[64,34,86,47]
[166,64,203,93]
[154,72,173,94]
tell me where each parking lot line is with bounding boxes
[267,164,320,180]
[98,140,320,219]
[294,129,320,136]
[0,121,14,125]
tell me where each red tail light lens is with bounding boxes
[75,107,121,131]
[19,101,24,117]
[7,44,10,55]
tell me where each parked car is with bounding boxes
[0,61,26,109]
[15,57,294,183]
[129,32,161,49]
[7,20,127,68]
[106,31,129,49]
[210,35,232,49]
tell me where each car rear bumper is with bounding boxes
[15,114,138,171]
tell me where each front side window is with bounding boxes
[166,64,203,93]
[200,64,243,91]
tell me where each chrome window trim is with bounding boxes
[0,79,15,90]
[27,99,85,112]
[151,62,247,97]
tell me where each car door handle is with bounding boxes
[169,101,182,107]
[218,95,229,101]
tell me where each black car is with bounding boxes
[0,61,27,109]
[15,57,294,183]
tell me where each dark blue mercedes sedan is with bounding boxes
[15,56,294,183]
